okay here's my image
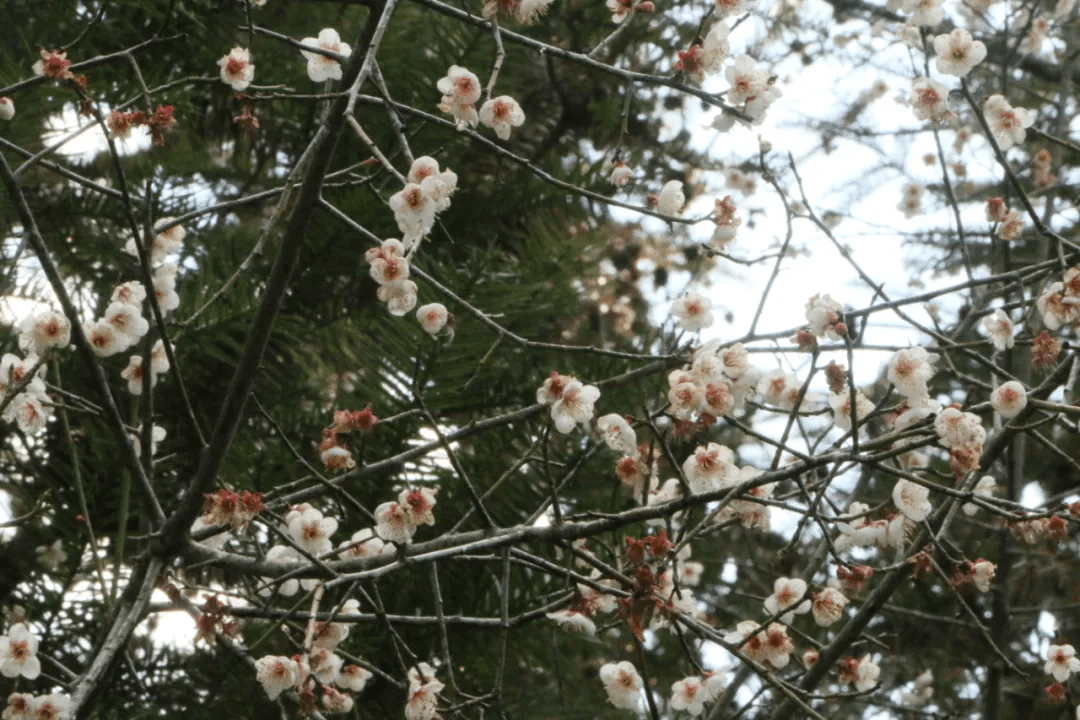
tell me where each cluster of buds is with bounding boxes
[1033,148,1056,189]
[201,488,265,530]
[949,558,996,592]
[836,564,874,591]
[319,407,377,471]
[193,594,239,645]
[986,197,1025,241]
[537,370,600,434]
[108,105,178,146]
[606,0,655,24]
[711,195,740,251]
[1008,513,1070,544]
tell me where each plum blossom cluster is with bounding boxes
[1,623,41,680]
[835,501,907,552]
[1,352,53,435]
[673,23,731,84]
[405,663,444,720]
[935,405,987,480]
[107,105,179,146]
[200,488,265,530]
[388,156,458,249]
[2,692,71,720]
[319,406,378,471]
[666,340,759,425]
[254,637,369,714]
[670,672,727,716]
[537,371,600,434]
[436,66,526,140]
[374,487,438,544]
[254,503,340,597]
[366,239,418,317]
[1037,264,1080,331]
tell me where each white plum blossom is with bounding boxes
[35,539,67,570]
[300,28,351,82]
[375,501,415,544]
[935,407,986,450]
[829,391,874,431]
[104,302,149,346]
[982,309,1015,351]
[656,180,685,216]
[550,380,600,433]
[725,55,769,105]
[254,655,301,700]
[121,355,154,395]
[389,183,436,247]
[437,66,481,129]
[887,347,937,400]
[962,475,997,515]
[0,98,13,121]
[764,578,811,622]
[219,47,254,91]
[337,663,373,692]
[599,661,643,711]
[1036,282,1078,330]
[596,413,636,455]
[405,663,444,720]
[338,527,390,560]
[608,162,633,186]
[990,380,1027,419]
[893,479,933,522]
[537,371,576,404]
[479,96,525,140]
[854,655,881,691]
[321,687,354,714]
[84,320,126,357]
[933,29,986,76]
[701,23,730,72]
[18,312,70,355]
[377,278,419,316]
[805,294,845,340]
[286,503,338,556]
[671,673,725,716]
[910,0,944,25]
[0,624,40,680]
[545,609,596,635]
[1046,644,1080,682]
[112,281,146,306]
[983,95,1034,151]
[153,263,181,312]
[309,646,344,685]
[416,303,450,336]
[259,545,301,596]
[682,442,736,493]
[29,695,71,720]
[811,586,848,627]
[909,77,951,124]
[971,559,995,592]
[672,292,714,331]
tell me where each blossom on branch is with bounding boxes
[219,47,254,91]
[598,661,643,710]
[479,96,525,140]
[300,29,351,82]
[933,29,986,76]
[983,94,1034,151]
